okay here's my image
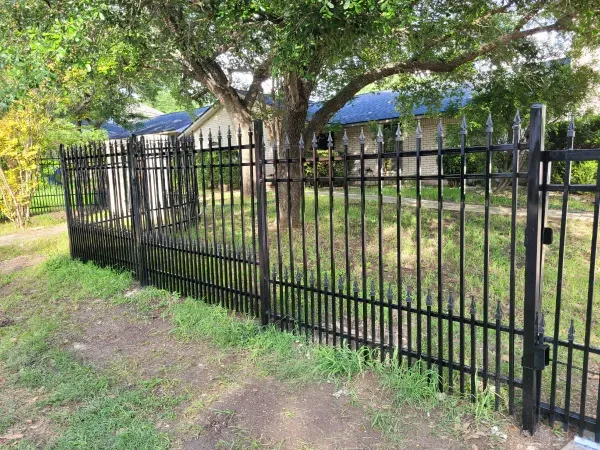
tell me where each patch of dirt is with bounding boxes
[64,300,573,450]
[183,379,385,450]
[0,222,66,247]
[0,255,46,275]
[68,303,224,392]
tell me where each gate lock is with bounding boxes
[543,227,553,245]
[533,343,550,370]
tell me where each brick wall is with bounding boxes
[333,117,458,177]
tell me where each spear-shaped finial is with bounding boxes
[208,128,213,140]
[460,116,468,135]
[284,134,291,151]
[284,266,289,280]
[338,275,344,291]
[359,127,365,144]
[496,301,502,321]
[327,131,333,146]
[568,319,575,341]
[387,283,394,301]
[416,120,423,139]
[395,123,403,142]
[513,110,521,129]
[369,279,376,297]
[272,265,277,279]
[309,269,315,286]
[217,126,222,139]
[298,134,305,149]
[296,269,302,284]
[406,286,412,304]
[426,288,432,307]
[448,292,454,311]
[227,125,231,138]
[343,129,349,146]
[324,273,330,291]
[237,123,242,136]
[353,279,359,293]
[486,112,494,133]
[312,132,318,148]
[376,125,384,143]
[470,296,476,316]
[567,114,576,138]
[436,119,444,138]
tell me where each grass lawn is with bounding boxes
[158,185,599,423]
[353,183,596,213]
[0,213,573,448]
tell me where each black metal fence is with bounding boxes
[60,104,600,441]
[0,157,65,222]
[31,156,66,214]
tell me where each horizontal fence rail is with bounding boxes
[60,107,600,441]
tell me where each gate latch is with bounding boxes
[533,343,550,370]
[543,227,553,245]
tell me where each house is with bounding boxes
[180,90,470,176]
[100,106,211,140]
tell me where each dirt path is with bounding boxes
[0,223,67,247]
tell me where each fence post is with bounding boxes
[59,144,74,259]
[522,104,548,434]
[127,135,148,286]
[254,120,271,326]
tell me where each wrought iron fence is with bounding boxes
[31,156,66,214]
[60,104,600,441]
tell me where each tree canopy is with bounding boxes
[110,1,600,134]
[0,0,166,125]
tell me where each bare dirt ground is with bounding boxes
[0,216,66,247]
[0,254,47,274]
[62,298,572,449]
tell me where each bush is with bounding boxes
[304,149,347,186]
[548,114,600,184]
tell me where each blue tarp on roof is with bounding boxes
[307,90,471,125]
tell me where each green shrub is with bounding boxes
[304,149,347,187]
[548,114,600,184]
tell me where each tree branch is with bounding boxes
[244,54,274,109]
[306,16,574,135]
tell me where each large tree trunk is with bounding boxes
[280,76,311,229]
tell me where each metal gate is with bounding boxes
[523,104,600,439]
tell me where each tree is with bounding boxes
[103,1,600,224]
[0,92,106,228]
[0,0,164,126]
[430,58,599,189]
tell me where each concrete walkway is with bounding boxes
[311,191,596,222]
